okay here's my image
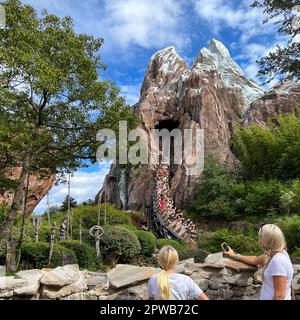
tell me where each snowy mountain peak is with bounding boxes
[193,39,264,110]
[149,46,187,75]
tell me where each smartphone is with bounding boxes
[221,242,230,252]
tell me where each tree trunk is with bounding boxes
[0,153,31,240]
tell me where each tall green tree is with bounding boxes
[232,113,300,180]
[60,196,77,212]
[251,0,300,81]
[0,0,138,239]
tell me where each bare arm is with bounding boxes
[198,292,209,300]
[273,276,287,300]
[225,247,265,266]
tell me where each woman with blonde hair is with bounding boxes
[224,224,294,300]
[147,245,208,300]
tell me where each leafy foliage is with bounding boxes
[0,0,138,238]
[197,228,261,255]
[134,230,156,257]
[232,114,300,180]
[275,215,300,252]
[60,240,95,268]
[100,226,141,266]
[251,0,300,81]
[156,239,186,251]
[60,196,77,212]
[19,242,75,269]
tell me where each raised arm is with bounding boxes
[225,247,265,266]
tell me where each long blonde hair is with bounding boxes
[156,245,179,300]
[258,224,286,274]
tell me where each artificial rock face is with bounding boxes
[98,39,299,212]
[0,167,55,214]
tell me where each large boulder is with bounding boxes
[42,274,87,299]
[107,264,160,289]
[40,264,80,287]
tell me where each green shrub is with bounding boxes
[117,224,138,231]
[276,215,300,253]
[60,240,95,268]
[156,239,186,251]
[291,248,300,257]
[177,247,210,263]
[197,228,261,255]
[232,113,300,180]
[19,242,76,269]
[101,226,141,266]
[244,180,287,216]
[71,204,132,229]
[134,230,156,257]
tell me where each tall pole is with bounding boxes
[67,172,71,239]
[47,192,51,228]
[104,179,107,226]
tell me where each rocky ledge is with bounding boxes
[1,253,300,300]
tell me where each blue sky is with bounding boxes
[27,0,284,213]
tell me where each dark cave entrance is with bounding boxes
[154,119,180,166]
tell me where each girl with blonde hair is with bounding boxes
[147,245,208,300]
[224,224,294,300]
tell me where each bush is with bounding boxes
[101,226,141,266]
[117,224,138,231]
[197,228,261,255]
[60,240,95,268]
[244,180,287,216]
[177,247,210,263]
[134,230,156,257]
[276,215,300,253]
[71,204,132,229]
[19,242,76,269]
[232,113,300,180]
[156,239,186,251]
[291,248,300,257]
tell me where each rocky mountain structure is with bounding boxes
[245,80,300,125]
[0,167,55,214]
[1,254,300,300]
[99,40,300,213]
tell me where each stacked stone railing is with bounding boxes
[1,253,299,300]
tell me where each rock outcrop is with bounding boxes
[0,167,55,213]
[1,256,300,300]
[98,39,265,211]
[99,40,300,213]
[244,81,300,125]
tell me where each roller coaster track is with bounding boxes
[150,163,196,248]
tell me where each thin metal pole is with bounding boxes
[47,192,51,228]
[67,172,71,239]
[104,179,107,225]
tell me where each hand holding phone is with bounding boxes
[221,242,230,252]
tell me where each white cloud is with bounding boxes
[120,84,141,105]
[100,0,189,50]
[34,163,111,213]
[23,0,190,52]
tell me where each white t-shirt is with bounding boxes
[260,251,294,300]
[147,273,203,300]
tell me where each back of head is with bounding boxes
[157,245,179,300]
[258,224,286,252]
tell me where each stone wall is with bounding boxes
[1,253,299,300]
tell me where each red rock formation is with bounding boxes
[0,167,55,214]
[244,81,300,125]
[98,39,266,212]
